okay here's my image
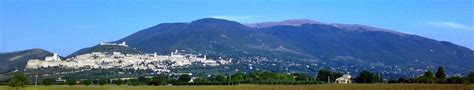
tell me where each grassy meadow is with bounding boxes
[0,84,473,90]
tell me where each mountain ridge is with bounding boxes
[0,48,56,73]
[246,19,406,35]
[110,18,474,74]
[67,44,143,58]
[2,18,472,76]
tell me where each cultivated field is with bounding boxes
[0,84,473,90]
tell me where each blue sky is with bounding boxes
[1,0,473,56]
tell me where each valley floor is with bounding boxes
[0,84,473,90]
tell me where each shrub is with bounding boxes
[42,78,55,86]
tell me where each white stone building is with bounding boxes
[335,73,352,84]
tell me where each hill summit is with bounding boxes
[107,18,474,75]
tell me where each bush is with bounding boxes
[468,72,474,84]
[98,78,108,85]
[82,79,92,86]
[178,75,191,83]
[463,77,471,85]
[42,78,55,86]
[114,79,124,86]
[355,71,379,83]
[129,79,140,86]
[416,76,435,83]
[447,76,463,84]
[67,79,76,86]
[8,73,28,88]
[147,76,169,85]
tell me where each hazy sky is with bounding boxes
[1,0,473,56]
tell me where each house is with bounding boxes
[336,73,352,84]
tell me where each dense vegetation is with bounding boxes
[388,67,474,84]
[2,67,473,88]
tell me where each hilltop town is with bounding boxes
[25,42,231,74]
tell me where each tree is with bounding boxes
[138,76,147,84]
[416,76,433,83]
[260,72,274,80]
[178,74,192,83]
[42,78,55,86]
[355,71,377,83]
[316,69,342,83]
[232,72,245,83]
[424,70,434,78]
[67,79,76,86]
[373,73,381,83]
[294,73,312,81]
[213,75,228,82]
[157,76,169,85]
[468,72,474,84]
[446,76,463,84]
[82,79,92,86]
[463,77,470,85]
[98,78,108,85]
[149,76,169,85]
[114,79,124,86]
[248,72,262,81]
[8,72,28,88]
[193,77,209,84]
[435,66,446,82]
[129,79,140,86]
[8,79,23,90]
[397,78,408,83]
[416,71,436,83]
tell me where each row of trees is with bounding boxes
[317,69,383,83]
[6,71,323,87]
[61,78,133,86]
[388,67,474,84]
[137,72,321,85]
[354,71,382,83]
[82,72,319,85]
[5,67,474,88]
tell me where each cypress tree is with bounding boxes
[435,66,446,82]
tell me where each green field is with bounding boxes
[0,84,473,90]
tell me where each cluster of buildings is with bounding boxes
[26,49,230,73]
